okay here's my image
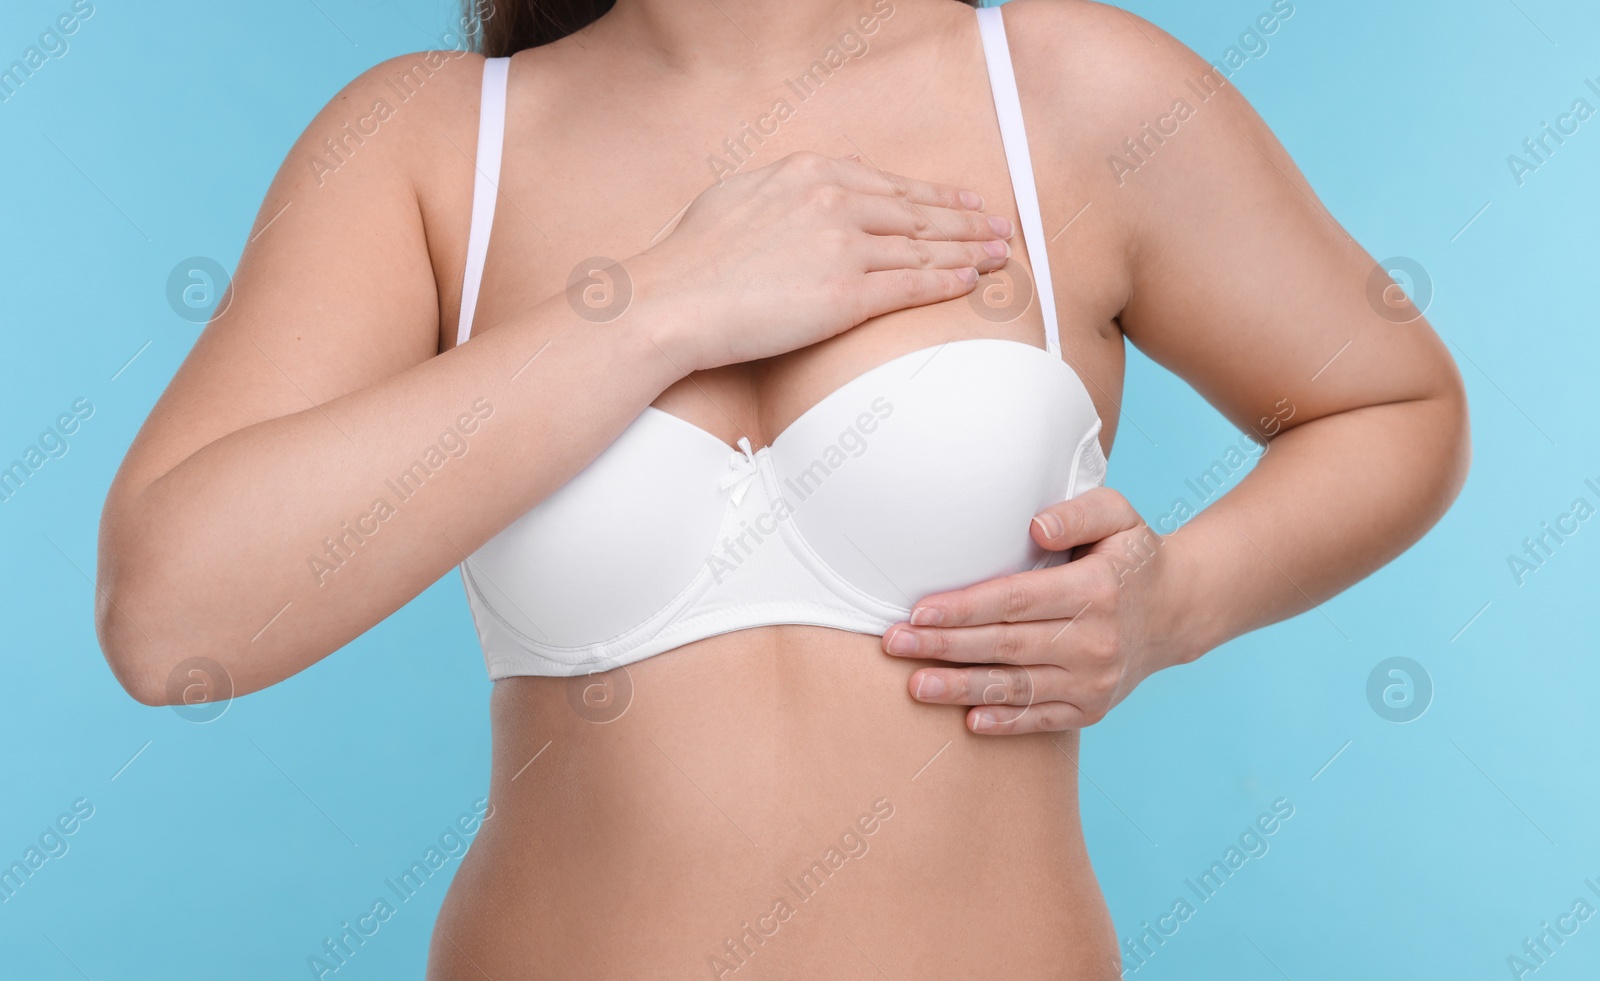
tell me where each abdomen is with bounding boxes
[428,626,1121,980]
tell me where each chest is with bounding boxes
[453,29,1129,449]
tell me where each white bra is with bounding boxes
[455,6,1107,680]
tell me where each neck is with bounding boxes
[595,0,948,78]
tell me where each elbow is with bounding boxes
[95,584,172,706]
[96,491,255,708]
[94,537,207,708]
[96,595,238,708]
[99,652,165,708]
[1436,356,1473,507]
[96,559,279,709]
[95,501,317,707]
[96,496,173,705]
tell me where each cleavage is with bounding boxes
[645,258,1050,453]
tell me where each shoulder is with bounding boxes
[259,49,496,344]
[995,0,1294,143]
[248,49,490,231]
[330,48,489,115]
[295,49,493,262]
[264,49,492,214]
[993,0,1196,78]
[301,50,489,177]
[993,0,1311,241]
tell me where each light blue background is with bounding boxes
[1,0,1595,978]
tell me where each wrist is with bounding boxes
[619,250,710,376]
[1146,526,1225,669]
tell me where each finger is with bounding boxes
[885,616,1089,664]
[858,235,1010,275]
[969,701,1090,735]
[822,154,988,212]
[1030,486,1142,551]
[896,563,1106,631]
[855,266,981,321]
[908,663,1074,707]
[848,192,1015,242]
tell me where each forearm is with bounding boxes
[97,292,686,702]
[1150,393,1471,667]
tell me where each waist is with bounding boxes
[432,627,1119,980]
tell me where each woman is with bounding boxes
[94,0,1469,976]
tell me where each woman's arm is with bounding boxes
[95,54,685,704]
[96,52,1010,705]
[881,2,1469,731]
[1104,6,1470,666]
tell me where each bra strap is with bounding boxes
[457,56,511,348]
[975,6,1061,357]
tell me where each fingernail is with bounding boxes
[959,189,984,209]
[988,215,1013,237]
[957,266,978,284]
[910,606,943,626]
[1033,512,1065,538]
[983,239,1009,258]
[973,711,996,731]
[915,673,945,699]
[887,628,919,654]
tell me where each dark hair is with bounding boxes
[465,0,981,57]
[463,0,608,55]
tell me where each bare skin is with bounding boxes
[95,1,1469,978]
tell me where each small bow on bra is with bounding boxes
[718,435,759,506]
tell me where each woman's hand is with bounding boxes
[881,487,1197,735]
[630,150,1016,373]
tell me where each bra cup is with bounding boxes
[770,339,1100,609]
[465,411,732,648]
[460,339,1108,677]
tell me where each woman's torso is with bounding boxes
[418,2,1133,976]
